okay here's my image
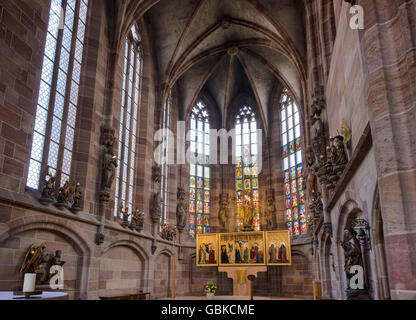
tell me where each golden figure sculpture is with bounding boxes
[238,190,255,231]
[20,243,46,274]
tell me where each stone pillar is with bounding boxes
[358,0,416,299]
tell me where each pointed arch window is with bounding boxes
[280,89,306,236]
[235,105,260,231]
[114,26,141,218]
[189,102,211,237]
[26,0,89,189]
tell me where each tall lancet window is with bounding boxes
[160,96,171,226]
[114,26,141,218]
[280,89,306,235]
[189,102,211,237]
[27,0,89,189]
[235,105,260,231]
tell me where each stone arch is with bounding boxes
[0,217,91,299]
[153,250,173,299]
[99,239,149,296]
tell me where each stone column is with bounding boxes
[358,0,416,299]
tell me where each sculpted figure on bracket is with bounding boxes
[218,193,230,231]
[176,187,187,232]
[265,189,276,230]
[101,125,118,191]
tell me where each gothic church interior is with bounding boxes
[0,0,415,300]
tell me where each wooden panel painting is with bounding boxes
[219,233,235,266]
[233,232,265,266]
[265,230,291,265]
[196,233,219,266]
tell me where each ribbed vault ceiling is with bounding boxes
[111,0,307,130]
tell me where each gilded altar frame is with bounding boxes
[265,230,292,266]
[196,231,291,267]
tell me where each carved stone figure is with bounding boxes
[341,228,363,288]
[70,183,82,213]
[161,224,177,242]
[131,208,144,232]
[305,149,317,203]
[311,114,326,168]
[309,191,323,218]
[151,192,163,223]
[265,189,276,230]
[40,173,56,205]
[119,203,130,228]
[56,181,70,209]
[101,126,118,190]
[333,135,348,166]
[50,250,66,267]
[176,188,187,232]
[218,193,230,230]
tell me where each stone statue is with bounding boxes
[176,188,187,232]
[265,189,276,230]
[309,191,323,218]
[341,228,363,288]
[131,208,144,232]
[70,182,82,213]
[119,203,130,228]
[40,173,56,205]
[101,126,118,190]
[305,149,317,202]
[332,135,348,166]
[310,98,327,168]
[50,250,65,267]
[56,181,70,209]
[161,224,177,242]
[151,192,163,223]
[218,193,230,231]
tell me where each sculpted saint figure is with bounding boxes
[218,194,229,230]
[341,228,363,287]
[265,190,276,230]
[333,136,348,166]
[176,188,187,231]
[101,126,118,190]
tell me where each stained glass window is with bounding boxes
[160,96,171,226]
[27,0,89,189]
[280,89,306,236]
[189,101,210,237]
[235,105,260,231]
[114,26,141,218]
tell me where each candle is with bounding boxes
[23,273,36,293]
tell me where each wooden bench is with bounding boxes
[99,292,151,300]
